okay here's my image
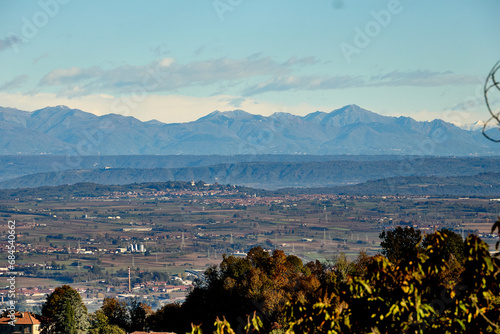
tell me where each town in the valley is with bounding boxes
[1,182,498,315]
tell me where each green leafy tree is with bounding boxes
[330,253,353,282]
[422,229,465,287]
[423,228,465,263]
[128,299,153,332]
[41,285,89,334]
[101,297,129,331]
[147,303,185,334]
[62,300,76,334]
[88,310,126,334]
[284,232,500,333]
[379,226,422,262]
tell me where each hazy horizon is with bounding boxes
[1,1,499,125]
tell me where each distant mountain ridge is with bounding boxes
[307,172,500,197]
[0,104,496,155]
[1,157,500,190]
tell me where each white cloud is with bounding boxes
[243,70,480,96]
[159,57,175,67]
[37,54,478,101]
[243,75,364,96]
[38,55,318,96]
[40,66,103,86]
[0,75,28,91]
[368,70,480,87]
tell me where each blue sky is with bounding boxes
[0,0,499,124]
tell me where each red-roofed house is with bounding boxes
[0,311,41,333]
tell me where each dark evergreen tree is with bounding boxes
[379,226,422,263]
[128,299,152,332]
[41,285,89,334]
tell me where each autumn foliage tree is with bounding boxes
[150,247,324,333]
[143,228,499,333]
[100,297,129,331]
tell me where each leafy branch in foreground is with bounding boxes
[284,232,500,333]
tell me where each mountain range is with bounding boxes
[0,104,496,155]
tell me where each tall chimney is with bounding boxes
[128,267,131,293]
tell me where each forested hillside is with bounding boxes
[1,157,500,190]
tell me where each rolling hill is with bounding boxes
[1,157,500,190]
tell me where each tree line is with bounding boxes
[34,225,500,333]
